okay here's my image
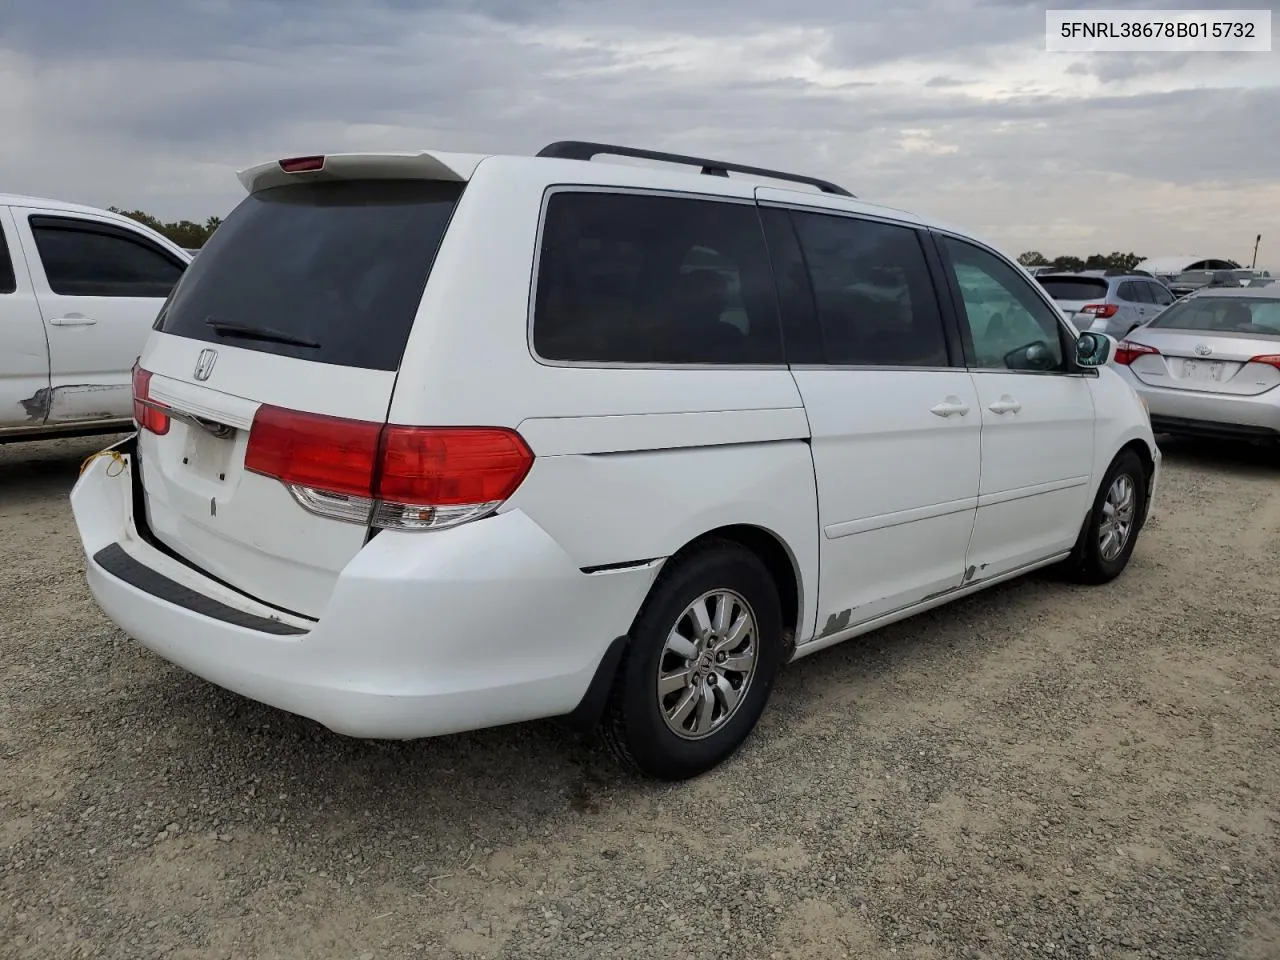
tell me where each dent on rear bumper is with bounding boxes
[72,454,659,739]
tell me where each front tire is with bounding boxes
[1065,449,1147,584]
[601,540,783,780]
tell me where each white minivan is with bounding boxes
[71,142,1159,780]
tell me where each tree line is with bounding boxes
[109,208,222,249]
[1016,251,1147,272]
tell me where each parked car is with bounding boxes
[1113,286,1280,443]
[70,142,1160,780]
[0,194,191,442]
[1036,271,1176,338]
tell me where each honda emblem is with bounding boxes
[193,348,218,381]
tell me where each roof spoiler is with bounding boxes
[236,151,484,194]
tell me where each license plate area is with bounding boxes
[1178,359,1225,383]
[180,419,239,481]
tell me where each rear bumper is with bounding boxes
[70,442,659,739]
[1117,370,1280,438]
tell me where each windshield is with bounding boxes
[1148,296,1280,336]
[155,179,463,371]
[1038,277,1108,301]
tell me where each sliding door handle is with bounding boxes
[930,397,971,417]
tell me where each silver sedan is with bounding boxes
[1113,287,1280,443]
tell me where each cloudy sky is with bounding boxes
[2,0,1277,265]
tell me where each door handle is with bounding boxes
[930,397,971,417]
[48,314,98,327]
[988,396,1021,414]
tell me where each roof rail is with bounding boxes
[536,140,854,197]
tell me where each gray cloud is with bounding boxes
[1,0,1277,263]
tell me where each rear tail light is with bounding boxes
[131,364,170,435]
[1081,303,1119,318]
[1113,341,1160,366]
[1247,354,1280,370]
[244,406,534,532]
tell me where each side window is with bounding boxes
[1149,282,1174,306]
[0,222,15,294]
[789,211,949,367]
[757,207,822,364]
[1129,281,1155,304]
[532,192,782,365]
[1117,281,1141,303]
[29,218,185,298]
[940,235,1067,372]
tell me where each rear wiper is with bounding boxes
[205,318,320,349]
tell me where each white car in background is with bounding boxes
[1113,286,1280,443]
[0,195,191,442]
[71,142,1160,780]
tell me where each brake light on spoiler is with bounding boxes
[278,155,325,173]
[244,406,534,532]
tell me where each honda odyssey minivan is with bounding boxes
[72,141,1160,780]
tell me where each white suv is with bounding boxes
[71,142,1160,780]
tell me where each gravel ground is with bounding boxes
[1,434,1278,960]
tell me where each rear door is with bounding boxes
[759,201,980,633]
[14,209,188,424]
[935,233,1096,580]
[0,207,51,429]
[14,209,186,424]
[135,176,465,618]
[1146,280,1176,320]
[1116,280,1150,334]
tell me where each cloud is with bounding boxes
[1,0,1277,264]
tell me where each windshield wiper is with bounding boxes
[205,318,320,349]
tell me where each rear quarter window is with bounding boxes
[532,191,783,365]
[156,180,463,371]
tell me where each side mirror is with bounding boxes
[1003,340,1057,371]
[1075,331,1114,368]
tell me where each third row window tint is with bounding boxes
[533,192,783,365]
[789,212,949,367]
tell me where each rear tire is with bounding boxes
[1064,449,1147,584]
[601,539,783,780]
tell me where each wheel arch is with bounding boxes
[672,524,804,657]
[1118,437,1157,525]
[560,522,806,734]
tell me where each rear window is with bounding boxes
[156,180,462,371]
[532,192,783,365]
[1148,296,1280,335]
[1037,277,1109,302]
